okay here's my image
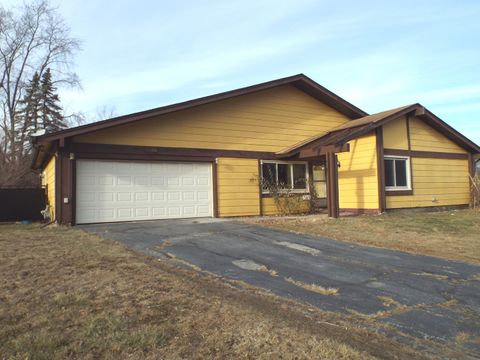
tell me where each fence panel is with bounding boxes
[0,188,46,222]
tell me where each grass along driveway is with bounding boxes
[0,224,428,360]
[246,209,480,265]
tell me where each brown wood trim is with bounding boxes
[418,109,480,153]
[261,192,309,198]
[77,153,216,163]
[35,74,366,143]
[376,127,386,213]
[72,142,278,160]
[258,160,263,216]
[71,157,77,226]
[310,104,480,156]
[384,148,469,160]
[326,152,339,218]
[59,149,69,225]
[297,143,350,159]
[340,208,381,215]
[386,204,468,212]
[212,161,219,218]
[468,153,475,177]
[54,151,61,223]
[406,115,412,151]
[386,190,414,196]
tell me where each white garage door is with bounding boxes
[76,159,213,224]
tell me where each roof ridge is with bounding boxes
[33,74,367,143]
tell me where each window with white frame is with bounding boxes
[384,156,411,190]
[261,161,309,193]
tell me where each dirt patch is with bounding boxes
[0,224,431,359]
[246,209,480,264]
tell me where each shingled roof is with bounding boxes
[278,103,480,157]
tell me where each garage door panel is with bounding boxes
[76,160,213,224]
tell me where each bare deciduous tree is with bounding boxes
[0,0,80,187]
[94,105,118,121]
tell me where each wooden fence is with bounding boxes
[0,188,46,222]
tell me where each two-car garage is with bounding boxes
[75,160,213,224]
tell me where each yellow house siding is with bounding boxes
[383,116,409,150]
[73,85,351,152]
[43,155,56,220]
[386,158,470,208]
[262,197,310,216]
[338,133,379,209]
[409,116,466,154]
[216,158,260,217]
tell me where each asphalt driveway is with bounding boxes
[81,218,480,353]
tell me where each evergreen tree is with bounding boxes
[40,68,66,133]
[16,72,41,155]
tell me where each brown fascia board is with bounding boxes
[418,109,480,153]
[279,104,420,157]
[281,103,480,157]
[332,104,421,146]
[33,74,368,144]
[331,104,480,154]
[31,141,54,170]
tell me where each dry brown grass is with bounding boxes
[285,277,339,296]
[0,224,426,359]
[249,209,480,264]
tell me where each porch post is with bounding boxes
[326,152,339,218]
[57,141,75,225]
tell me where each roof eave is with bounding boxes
[33,74,367,143]
[277,103,480,157]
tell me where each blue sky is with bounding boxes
[8,0,480,143]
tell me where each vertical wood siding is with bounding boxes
[383,116,408,150]
[73,85,351,152]
[338,133,379,209]
[43,155,56,220]
[216,158,260,217]
[386,158,470,208]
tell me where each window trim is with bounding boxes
[260,160,310,194]
[384,156,412,191]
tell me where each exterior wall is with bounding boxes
[216,158,260,217]
[338,133,379,210]
[385,117,470,209]
[409,116,466,153]
[42,155,56,220]
[386,158,470,208]
[262,196,310,216]
[383,116,408,150]
[216,157,311,217]
[73,85,350,152]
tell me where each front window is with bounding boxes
[261,161,308,193]
[385,156,411,190]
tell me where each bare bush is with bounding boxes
[470,175,480,210]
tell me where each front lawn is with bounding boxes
[248,209,480,264]
[0,224,424,359]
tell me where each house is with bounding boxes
[31,74,480,225]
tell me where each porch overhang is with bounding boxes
[297,143,350,159]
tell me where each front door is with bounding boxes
[312,164,327,208]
